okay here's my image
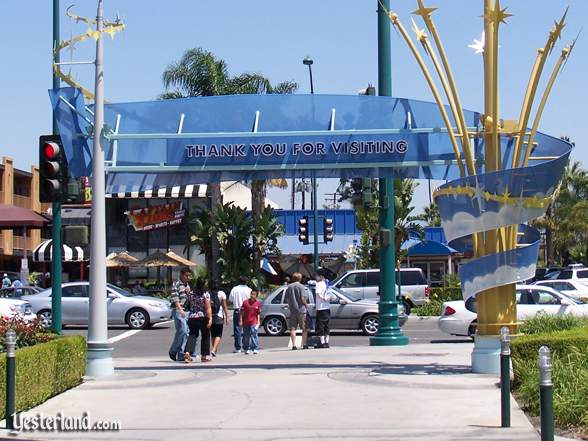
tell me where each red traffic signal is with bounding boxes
[39,135,67,203]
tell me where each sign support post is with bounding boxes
[370,0,408,346]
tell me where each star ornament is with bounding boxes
[550,7,569,43]
[411,0,437,22]
[469,31,485,54]
[484,0,512,27]
[411,18,428,44]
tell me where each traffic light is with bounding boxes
[362,178,373,208]
[39,135,68,203]
[298,216,309,244]
[323,217,334,243]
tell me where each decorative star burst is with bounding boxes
[411,18,427,43]
[484,0,512,26]
[550,7,568,43]
[411,0,437,22]
[469,31,485,54]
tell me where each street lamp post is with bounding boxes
[86,0,114,377]
[303,56,319,275]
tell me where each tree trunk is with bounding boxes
[208,181,222,283]
[251,180,267,280]
[545,206,555,266]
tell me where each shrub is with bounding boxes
[512,328,588,435]
[519,314,588,335]
[415,300,444,316]
[0,315,55,352]
[0,335,86,420]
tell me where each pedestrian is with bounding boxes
[11,278,23,296]
[240,289,261,354]
[228,276,252,353]
[184,278,213,363]
[285,272,308,350]
[314,273,333,349]
[283,276,291,286]
[2,274,11,289]
[209,281,228,357]
[168,267,191,361]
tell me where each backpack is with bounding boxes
[210,291,223,324]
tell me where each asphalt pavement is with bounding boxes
[62,316,470,358]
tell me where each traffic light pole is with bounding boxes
[370,0,408,346]
[51,0,63,335]
[313,176,318,274]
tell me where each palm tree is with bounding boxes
[161,48,297,281]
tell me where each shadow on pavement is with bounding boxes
[114,361,471,375]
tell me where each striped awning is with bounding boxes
[32,239,86,262]
[106,184,207,199]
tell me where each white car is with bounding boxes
[554,264,588,285]
[438,285,588,337]
[534,279,588,302]
[0,298,36,321]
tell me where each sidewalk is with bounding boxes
[2,342,546,441]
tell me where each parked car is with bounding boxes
[534,279,588,302]
[329,268,429,313]
[0,286,42,299]
[0,298,36,321]
[555,264,588,285]
[20,282,171,329]
[438,285,588,337]
[260,284,407,337]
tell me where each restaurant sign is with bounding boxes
[126,202,186,232]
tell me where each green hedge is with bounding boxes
[511,327,588,434]
[0,335,86,420]
[415,287,463,316]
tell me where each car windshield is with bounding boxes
[557,291,583,305]
[328,287,361,302]
[107,283,136,297]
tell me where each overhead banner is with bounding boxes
[126,202,185,232]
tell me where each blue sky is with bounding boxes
[0,1,586,211]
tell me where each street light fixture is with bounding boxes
[302,56,318,275]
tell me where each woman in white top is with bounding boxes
[314,273,332,348]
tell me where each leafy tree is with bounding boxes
[162,48,297,280]
[416,202,442,227]
[186,203,283,288]
[337,178,421,268]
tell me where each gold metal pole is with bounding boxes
[386,10,466,177]
[523,45,572,167]
[412,1,476,176]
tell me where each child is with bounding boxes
[240,289,261,354]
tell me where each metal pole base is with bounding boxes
[472,335,501,374]
[370,334,409,346]
[86,342,114,377]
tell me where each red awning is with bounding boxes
[0,204,49,229]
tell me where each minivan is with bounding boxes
[331,268,429,314]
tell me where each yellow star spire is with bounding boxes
[484,0,512,26]
[411,18,427,44]
[550,7,568,43]
[411,0,437,22]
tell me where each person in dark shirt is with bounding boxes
[285,272,308,350]
[168,267,191,361]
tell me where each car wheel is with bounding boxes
[402,299,412,316]
[361,314,379,336]
[468,321,477,339]
[38,309,52,328]
[126,308,150,329]
[263,316,287,336]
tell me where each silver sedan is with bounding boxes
[261,285,407,336]
[21,282,172,329]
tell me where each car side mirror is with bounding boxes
[560,298,572,306]
[107,293,117,300]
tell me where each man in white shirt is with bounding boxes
[229,276,252,353]
[314,273,334,348]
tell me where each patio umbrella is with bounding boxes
[165,250,197,267]
[279,255,314,281]
[133,250,180,267]
[105,251,139,268]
